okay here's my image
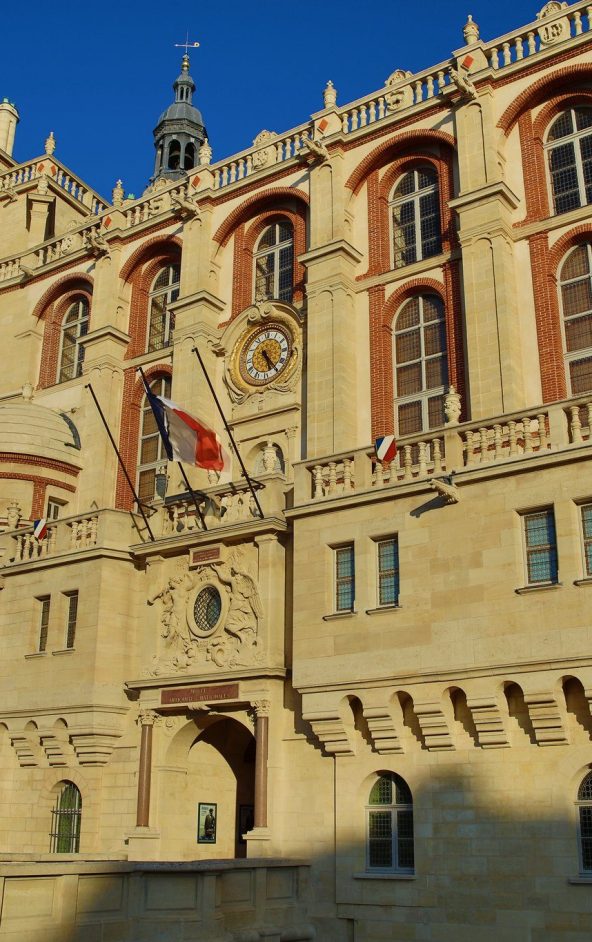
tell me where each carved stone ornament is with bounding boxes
[537,1,567,17]
[6,499,21,531]
[463,14,480,44]
[137,709,161,727]
[251,130,277,170]
[223,301,302,404]
[36,174,49,196]
[171,191,201,220]
[112,179,124,206]
[444,385,462,425]
[536,2,569,44]
[296,137,329,165]
[323,80,337,109]
[252,699,271,718]
[448,66,477,101]
[44,131,56,155]
[146,549,264,675]
[199,138,213,166]
[384,70,413,112]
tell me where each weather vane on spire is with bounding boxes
[174,34,200,57]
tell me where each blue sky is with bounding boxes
[1,0,552,199]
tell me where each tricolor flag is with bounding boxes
[375,435,397,464]
[33,518,48,540]
[143,382,230,473]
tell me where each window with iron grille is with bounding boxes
[547,107,592,216]
[522,509,558,585]
[390,167,441,269]
[559,243,592,395]
[254,222,294,303]
[581,504,592,577]
[393,294,448,436]
[147,263,180,352]
[334,544,355,612]
[137,375,172,502]
[37,596,50,653]
[577,771,592,872]
[58,297,89,383]
[377,538,399,607]
[64,591,78,649]
[49,781,81,854]
[366,773,414,872]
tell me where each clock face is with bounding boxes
[239,325,293,386]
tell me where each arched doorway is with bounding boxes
[160,715,255,860]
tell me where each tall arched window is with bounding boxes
[254,221,294,302]
[148,264,180,352]
[577,770,592,872]
[366,773,414,872]
[138,375,172,502]
[393,294,448,436]
[58,297,89,383]
[559,243,592,395]
[547,107,592,215]
[390,167,441,269]
[50,781,82,853]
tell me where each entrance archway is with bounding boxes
[160,715,255,860]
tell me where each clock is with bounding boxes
[238,324,293,386]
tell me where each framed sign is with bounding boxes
[197,803,217,844]
[238,803,254,845]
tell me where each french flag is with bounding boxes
[375,435,397,464]
[33,518,48,540]
[144,385,230,473]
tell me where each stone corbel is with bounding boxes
[362,703,404,754]
[413,701,455,751]
[171,193,201,220]
[523,693,568,746]
[430,475,460,504]
[302,708,355,756]
[10,730,43,767]
[87,231,110,259]
[296,137,329,166]
[465,696,510,748]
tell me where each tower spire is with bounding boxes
[151,47,207,183]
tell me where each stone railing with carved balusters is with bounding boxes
[462,409,550,466]
[159,474,287,537]
[484,0,592,73]
[210,125,314,191]
[372,436,445,488]
[0,509,139,567]
[122,180,191,229]
[0,156,107,214]
[565,395,592,443]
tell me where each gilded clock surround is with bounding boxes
[224,301,302,400]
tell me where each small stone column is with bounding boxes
[136,710,158,827]
[253,700,270,828]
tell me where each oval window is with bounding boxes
[193,586,222,633]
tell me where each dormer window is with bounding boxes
[254,222,294,303]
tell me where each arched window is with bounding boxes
[184,143,196,170]
[547,107,592,215]
[393,294,448,436]
[58,297,89,383]
[147,264,180,352]
[50,781,81,853]
[138,375,171,502]
[559,244,592,395]
[367,773,414,872]
[577,770,592,872]
[254,221,294,302]
[168,140,181,171]
[390,167,441,269]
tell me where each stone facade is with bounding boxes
[0,4,592,940]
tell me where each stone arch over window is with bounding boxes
[389,165,442,269]
[577,769,592,873]
[57,296,90,383]
[393,293,448,436]
[546,106,592,216]
[147,263,180,352]
[35,276,94,389]
[558,242,592,395]
[137,373,172,502]
[49,780,82,854]
[253,220,294,303]
[121,238,182,358]
[366,772,414,872]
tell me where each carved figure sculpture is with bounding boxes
[148,566,195,669]
[384,70,413,112]
[448,66,477,101]
[171,192,201,219]
[297,137,329,165]
[87,231,110,258]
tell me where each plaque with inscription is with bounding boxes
[161,683,239,706]
[190,546,221,568]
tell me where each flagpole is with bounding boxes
[136,367,208,532]
[191,346,265,519]
[84,383,156,542]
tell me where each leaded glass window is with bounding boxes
[391,168,441,269]
[547,107,592,215]
[377,538,399,607]
[394,294,448,436]
[147,264,180,352]
[367,773,414,871]
[581,504,592,577]
[578,771,592,872]
[58,297,89,383]
[193,586,222,633]
[335,545,355,612]
[523,509,558,584]
[559,244,592,395]
[254,222,294,303]
[137,375,171,502]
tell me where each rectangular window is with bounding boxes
[377,538,399,607]
[37,596,50,653]
[523,510,558,584]
[582,504,592,577]
[47,499,64,521]
[65,591,78,649]
[335,545,355,612]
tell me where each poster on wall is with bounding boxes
[197,803,217,843]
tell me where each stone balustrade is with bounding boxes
[295,394,592,504]
[122,180,190,228]
[160,473,287,537]
[484,0,592,71]
[1,510,136,567]
[211,126,313,190]
[0,156,107,214]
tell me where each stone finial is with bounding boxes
[21,382,34,401]
[112,179,124,206]
[44,131,56,155]
[323,80,337,109]
[444,385,462,425]
[199,138,212,166]
[6,499,21,530]
[463,14,480,44]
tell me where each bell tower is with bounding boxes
[152,54,207,182]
